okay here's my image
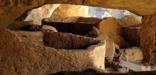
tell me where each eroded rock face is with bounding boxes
[120,47,144,63]
[8,21,41,31]
[76,17,102,25]
[43,31,99,49]
[1,0,156,27]
[98,17,127,47]
[119,15,141,27]
[41,25,58,32]
[140,13,156,64]
[24,4,60,25]
[51,4,89,18]
[0,28,106,75]
[105,39,116,60]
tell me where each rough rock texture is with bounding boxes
[7,21,41,31]
[51,4,89,18]
[43,16,79,23]
[0,0,84,27]
[43,32,99,49]
[122,25,140,46]
[98,17,127,47]
[120,47,144,63]
[140,13,156,64]
[15,31,44,45]
[119,15,142,27]
[105,40,116,60]
[24,4,60,25]
[1,0,156,27]
[41,25,58,32]
[0,28,106,75]
[42,21,99,37]
[1,0,156,69]
[76,17,102,25]
[50,69,156,75]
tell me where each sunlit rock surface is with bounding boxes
[98,17,126,47]
[51,4,89,18]
[119,15,142,27]
[120,47,144,63]
[105,40,116,60]
[24,4,60,25]
[0,28,106,75]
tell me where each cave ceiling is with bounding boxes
[0,0,156,27]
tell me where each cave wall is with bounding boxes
[140,13,156,64]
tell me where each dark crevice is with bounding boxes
[43,32,99,49]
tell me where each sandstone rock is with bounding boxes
[120,47,144,63]
[15,31,44,45]
[140,14,156,64]
[1,0,156,28]
[41,25,57,32]
[119,15,141,27]
[8,21,41,31]
[24,4,60,25]
[52,4,89,18]
[43,32,99,49]
[105,40,116,61]
[0,28,106,75]
[42,21,99,37]
[43,16,79,23]
[122,25,140,46]
[88,26,100,38]
[98,17,126,47]
[76,17,102,25]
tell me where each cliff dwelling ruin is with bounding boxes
[0,0,156,75]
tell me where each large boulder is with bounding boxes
[24,4,60,25]
[98,17,127,47]
[119,15,141,27]
[0,28,106,75]
[51,4,89,18]
[120,47,144,63]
